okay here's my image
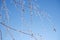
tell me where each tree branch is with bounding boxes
[0,22,38,40]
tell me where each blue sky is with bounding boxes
[0,0,60,40]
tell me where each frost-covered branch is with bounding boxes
[0,22,38,40]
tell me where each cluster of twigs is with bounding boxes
[0,22,38,40]
[0,0,56,40]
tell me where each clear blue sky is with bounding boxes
[0,0,60,40]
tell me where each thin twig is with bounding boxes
[0,30,2,40]
[28,0,33,24]
[20,0,26,26]
[1,0,9,22]
[0,13,2,19]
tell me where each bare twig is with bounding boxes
[13,0,18,8]
[53,28,56,32]
[33,5,42,21]
[28,0,33,24]
[20,0,26,26]
[1,0,9,22]
[0,13,2,19]
[0,30,2,40]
